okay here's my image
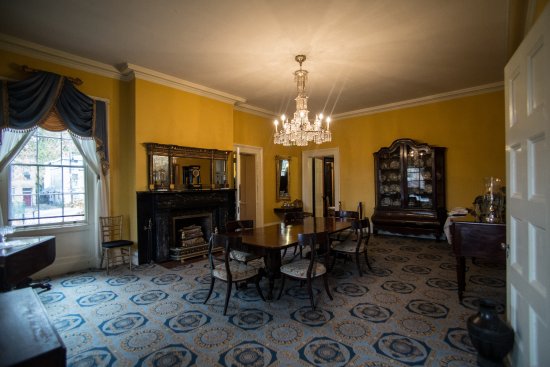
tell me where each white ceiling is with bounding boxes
[0,0,508,119]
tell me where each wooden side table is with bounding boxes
[451,221,506,301]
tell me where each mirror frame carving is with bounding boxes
[276,155,291,202]
[145,142,232,191]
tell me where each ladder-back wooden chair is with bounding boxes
[100,216,133,274]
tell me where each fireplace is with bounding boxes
[136,190,236,263]
[170,213,212,261]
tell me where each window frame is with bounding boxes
[3,128,92,231]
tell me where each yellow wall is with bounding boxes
[332,91,505,218]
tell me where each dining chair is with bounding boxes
[330,217,372,276]
[204,233,265,315]
[330,209,360,242]
[225,220,262,265]
[277,231,333,310]
[99,215,133,274]
[282,212,305,258]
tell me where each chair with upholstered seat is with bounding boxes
[204,233,265,315]
[225,220,262,264]
[277,231,333,309]
[100,216,133,274]
[330,209,360,242]
[330,217,372,276]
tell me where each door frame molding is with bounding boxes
[302,147,340,215]
[234,144,264,227]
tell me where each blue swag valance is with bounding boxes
[0,71,109,173]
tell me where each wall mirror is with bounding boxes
[276,156,291,201]
[146,143,233,191]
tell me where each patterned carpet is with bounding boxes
[38,235,506,366]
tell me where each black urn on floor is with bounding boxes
[467,299,514,367]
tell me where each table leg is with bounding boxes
[264,250,282,300]
[456,255,466,301]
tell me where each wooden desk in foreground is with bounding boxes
[0,287,66,366]
[451,221,506,301]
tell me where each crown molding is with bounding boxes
[0,33,122,80]
[233,103,277,119]
[120,63,246,106]
[332,82,504,120]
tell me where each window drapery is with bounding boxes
[0,71,109,174]
[0,71,111,226]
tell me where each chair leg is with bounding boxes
[204,278,216,304]
[323,274,333,301]
[364,251,372,270]
[255,275,265,301]
[100,249,106,269]
[277,276,286,300]
[106,249,110,275]
[307,278,315,310]
[356,252,363,277]
[223,282,232,315]
[128,246,133,271]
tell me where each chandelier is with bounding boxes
[273,55,331,146]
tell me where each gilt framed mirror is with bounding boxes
[276,156,291,201]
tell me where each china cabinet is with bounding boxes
[372,138,447,239]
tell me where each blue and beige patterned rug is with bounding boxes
[38,235,506,366]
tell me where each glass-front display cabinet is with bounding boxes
[372,138,447,239]
[145,143,233,191]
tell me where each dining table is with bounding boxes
[229,216,353,299]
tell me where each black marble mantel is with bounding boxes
[136,190,236,263]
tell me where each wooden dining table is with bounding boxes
[229,216,353,299]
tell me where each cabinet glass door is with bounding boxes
[405,146,434,209]
[378,145,402,208]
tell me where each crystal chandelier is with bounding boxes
[273,55,331,146]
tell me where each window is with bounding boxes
[8,128,86,227]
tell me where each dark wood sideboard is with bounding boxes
[451,221,506,301]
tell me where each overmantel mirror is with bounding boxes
[276,155,291,201]
[145,143,233,191]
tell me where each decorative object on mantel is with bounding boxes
[273,55,331,146]
[467,298,514,367]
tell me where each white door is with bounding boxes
[504,5,550,366]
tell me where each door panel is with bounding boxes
[505,5,550,365]
[239,153,256,221]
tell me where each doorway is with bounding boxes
[302,148,340,217]
[239,153,256,221]
[234,144,264,227]
[311,157,334,217]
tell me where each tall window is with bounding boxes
[8,128,86,227]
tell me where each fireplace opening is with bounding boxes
[171,213,213,261]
